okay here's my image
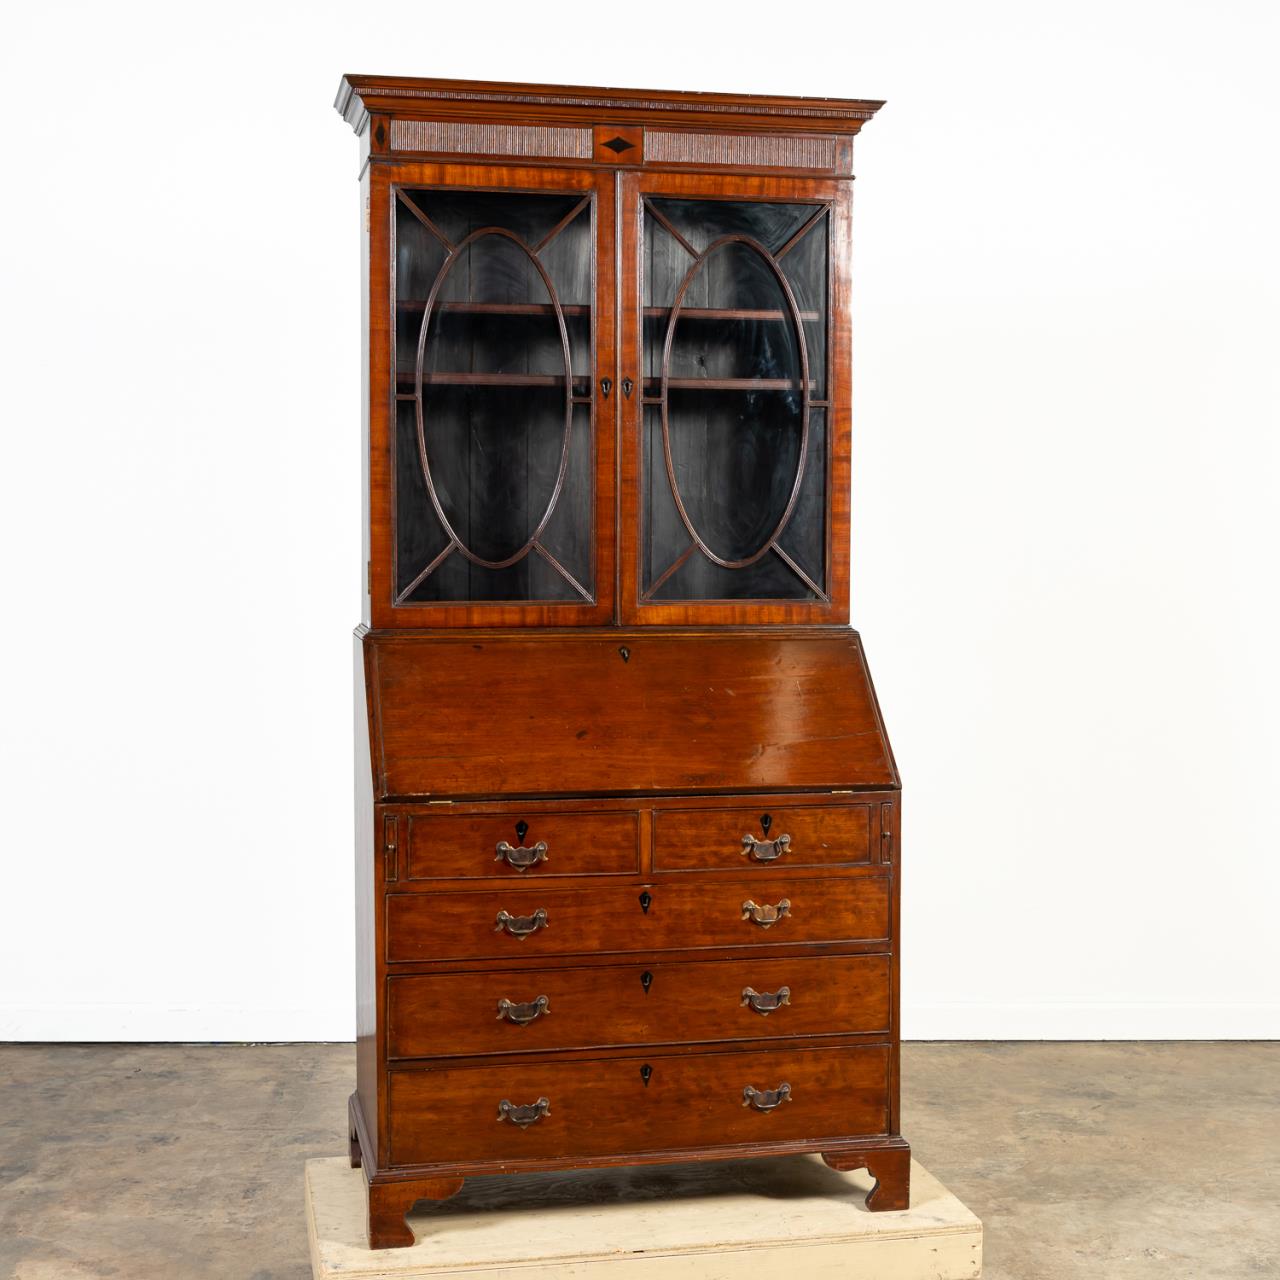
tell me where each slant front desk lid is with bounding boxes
[363,629,897,800]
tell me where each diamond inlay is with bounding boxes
[602,135,635,154]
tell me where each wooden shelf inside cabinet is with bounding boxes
[395,371,591,391]
[395,303,819,323]
[397,301,592,317]
[644,376,822,393]
[643,307,822,323]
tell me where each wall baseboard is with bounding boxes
[904,1001,1280,1041]
[2,1002,1277,1043]
[0,1004,355,1043]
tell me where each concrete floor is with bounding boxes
[0,1044,1276,1279]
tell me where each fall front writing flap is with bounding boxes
[365,629,897,799]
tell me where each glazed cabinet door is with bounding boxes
[619,173,850,624]
[369,164,615,626]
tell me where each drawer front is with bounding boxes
[387,954,890,1058]
[385,875,890,963]
[655,804,872,871]
[389,1044,890,1166]
[406,811,639,880]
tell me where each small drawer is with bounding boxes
[655,803,873,871]
[388,1043,890,1167]
[406,810,639,880]
[387,954,891,1059]
[385,875,889,963]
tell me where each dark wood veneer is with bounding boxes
[338,76,905,1250]
[385,875,890,964]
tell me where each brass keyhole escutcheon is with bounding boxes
[761,813,772,835]
[515,820,529,844]
[640,1064,653,1087]
[640,970,653,993]
[639,891,652,914]
[619,646,630,663]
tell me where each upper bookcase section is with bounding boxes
[334,75,885,177]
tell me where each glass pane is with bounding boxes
[393,187,594,605]
[641,196,829,603]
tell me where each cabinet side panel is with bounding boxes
[353,629,378,1154]
[360,158,372,625]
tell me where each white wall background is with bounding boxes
[2,0,1277,1041]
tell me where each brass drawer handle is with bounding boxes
[742,985,791,1015]
[497,1096,550,1128]
[742,833,791,862]
[497,995,550,1025]
[743,1083,792,1111]
[741,898,791,928]
[494,908,549,939]
[495,840,549,871]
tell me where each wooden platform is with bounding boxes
[305,1154,982,1278]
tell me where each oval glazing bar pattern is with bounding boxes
[641,197,832,603]
[393,187,596,606]
[659,233,811,570]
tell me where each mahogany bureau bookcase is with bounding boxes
[334,74,906,1250]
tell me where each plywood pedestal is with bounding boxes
[305,1154,982,1279]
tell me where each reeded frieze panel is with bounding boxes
[389,120,593,159]
[646,131,840,170]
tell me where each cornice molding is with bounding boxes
[335,75,885,138]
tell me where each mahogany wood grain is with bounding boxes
[617,170,850,626]
[367,1173,464,1250]
[655,802,873,871]
[352,630,379,1157]
[824,1140,912,1211]
[338,76,907,1247]
[388,1044,890,1166]
[367,162,615,630]
[387,954,890,1059]
[386,874,889,964]
[336,75,885,140]
[406,810,639,880]
[368,629,897,798]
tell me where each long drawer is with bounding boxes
[388,1044,890,1167]
[385,875,890,963]
[387,954,890,1059]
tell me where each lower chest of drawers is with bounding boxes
[370,792,900,1175]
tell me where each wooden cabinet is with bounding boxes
[336,74,906,1249]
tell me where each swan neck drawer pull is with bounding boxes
[742,833,791,862]
[497,1097,550,1127]
[742,985,791,1015]
[741,898,791,928]
[743,1083,792,1111]
[495,840,549,870]
[494,907,549,938]
[496,995,550,1025]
